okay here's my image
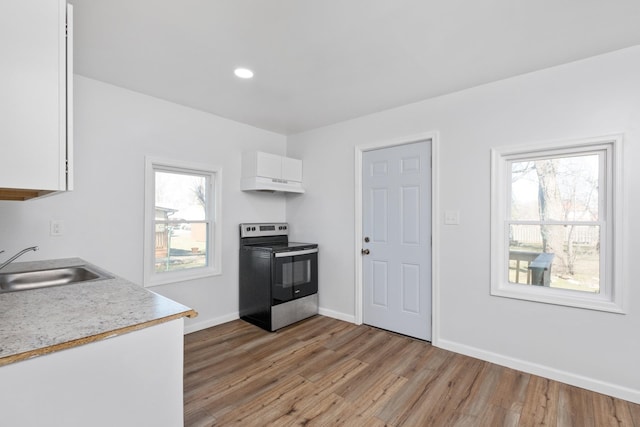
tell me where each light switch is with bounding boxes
[444,210,460,225]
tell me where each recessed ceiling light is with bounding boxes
[234,68,254,79]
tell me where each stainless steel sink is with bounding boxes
[0,265,112,293]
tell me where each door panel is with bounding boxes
[401,186,420,245]
[372,160,388,176]
[371,188,388,243]
[372,261,389,307]
[401,156,420,174]
[362,140,431,340]
[401,263,420,314]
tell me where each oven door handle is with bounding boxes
[274,248,318,258]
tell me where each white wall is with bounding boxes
[0,76,288,332]
[286,46,640,402]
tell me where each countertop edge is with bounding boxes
[0,308,197,368]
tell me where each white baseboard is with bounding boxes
[183,312,239,335]
[436,338,640,405]
[318,307,356,324]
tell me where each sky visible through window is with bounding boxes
[155,171,206,220]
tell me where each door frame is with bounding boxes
[354,131,440,344]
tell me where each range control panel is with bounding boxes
[240,223,288,238]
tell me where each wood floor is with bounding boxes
[184,316,640,426]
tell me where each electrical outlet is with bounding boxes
[444,210,460,225]
[50,220,63,236]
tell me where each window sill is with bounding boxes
[144,267,221,288]
[491,282,625,314]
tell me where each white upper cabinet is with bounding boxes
[281,156,303,183]
[254,152,284,180]
[241,152,304,193]
[0,0,73,201]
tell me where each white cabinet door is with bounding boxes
[255,152,283,179]
[0,0,70,196]
[0,319,185,427]
[282,157,302,183]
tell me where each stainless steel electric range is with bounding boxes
[239,223,318,331]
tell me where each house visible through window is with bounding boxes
[491,135,625,313]
[144,158,221,286]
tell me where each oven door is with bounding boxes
[272,248,318,305]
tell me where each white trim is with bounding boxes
[184,312,239,334]
[64,3,73,191]
[58,0,67,191]
[354,132,440,342]
[319,307,356,324]
[430,138,441,346]
[490,134,626,313]
[436,338,640,404]
[143,156,223,287]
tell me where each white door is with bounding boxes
[362,140,431,340]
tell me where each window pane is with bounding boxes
[155,222,208,272]
[154,170,209,274]
[508,224,600,293]
[155,171,207,221]
[510,155,599,221]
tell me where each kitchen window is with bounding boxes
[144,157,221,286]
[490,135,625,313]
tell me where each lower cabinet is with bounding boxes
[0,319,185,427]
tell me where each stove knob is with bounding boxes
[283,226,287,230]
[252,227,256,231]
[246,227,251,232]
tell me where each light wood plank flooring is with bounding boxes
[184,316,640,426]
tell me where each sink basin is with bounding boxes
[0,266,112,293]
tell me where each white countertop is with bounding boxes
[0,258,196,366]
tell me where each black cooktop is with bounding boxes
[239,222,318,253]
[243,241,318,253]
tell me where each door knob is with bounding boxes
[361,249,370,255]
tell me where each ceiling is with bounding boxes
[72,0,640,135]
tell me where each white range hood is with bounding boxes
[241,151,305,193]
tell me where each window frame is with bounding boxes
[490,135,626,313]
[144,157,222,287]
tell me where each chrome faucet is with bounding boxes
[0,246,39,270]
